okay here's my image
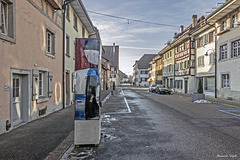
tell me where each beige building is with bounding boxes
[0,0,63,134]
[64,0,96,107]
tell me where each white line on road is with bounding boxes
[124,97,131,113]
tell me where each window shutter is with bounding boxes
[32,69,39,100]
[48,71,53,97]
[53,35,56,56]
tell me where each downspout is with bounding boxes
[62,3,66,109]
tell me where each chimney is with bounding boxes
[180,25,184,33]
[174,32,177,39]
[113,43,115,53]
[192,15,198,28]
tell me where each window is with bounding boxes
[1,1,8,35]
[197,37,203,48]
[209,53,214,64]
[39,72,43,96]
[231,14,238,28]
[66,5,70,21]
[74,14,78,30]
[221,74,230,88]
[198,56,204,66]
[66,35,70,56]
[170,51,172,57]
[0,0,15,41]
[221,20,227,31]
[13,78,19,98]
[231,39,240,58]
[209,31,214,43]
[82,26,85,38]
[220,44,227,60]
[46,29,55,56]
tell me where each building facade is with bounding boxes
[161,48,175,88]
[148,60,156,86]
[132,54,157,87]
[0,0,63,134]
[206,0,240,100]
[155,55,163,85]
[64,0,96,107]
[191,20,216,96]
[103,43,120,87]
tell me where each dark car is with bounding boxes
[149,84,157,92]
[156,85,172,94]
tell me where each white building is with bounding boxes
[190,18,216,96]
[206,0,240,100]
[133,54,157,87]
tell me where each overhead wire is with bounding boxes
[87,10,179,28]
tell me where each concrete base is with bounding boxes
[74,119,101,146]
[192,94,205,102]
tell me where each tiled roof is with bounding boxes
[137,54,158,69]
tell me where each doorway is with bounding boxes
[184,79,188,94]
[11,70,31,127]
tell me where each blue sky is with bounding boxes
[83,0,224,75]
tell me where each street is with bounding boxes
[88,87,240,160]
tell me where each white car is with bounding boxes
[149,84,157,92]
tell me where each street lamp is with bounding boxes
[62,0,76,109]
[204,21,219,98]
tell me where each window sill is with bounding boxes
[73,26,78,32]
[65,53,70,58]
[46,53,56,59]
[0,34,16,44]
[66,17,70,22]
[37,97,49,103]
[217,28,230,36]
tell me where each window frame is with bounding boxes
[231,39,240,58]
[220,44,228,60]
[0,0,15,43]
[39,72,43,97]
[221,74,230,88]
[45,27,55,58]
[73,13,78,31]
[66,34,70,56]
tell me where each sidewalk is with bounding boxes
[0,90,112,160]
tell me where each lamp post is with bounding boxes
[204,21,219,98]
[62,0,75,109]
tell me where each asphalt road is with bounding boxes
[91,87,240,160]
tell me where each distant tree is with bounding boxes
[113,82,115,90]
[197,78,203,94]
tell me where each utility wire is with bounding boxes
[87,10,179,28]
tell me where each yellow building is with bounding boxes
[64,0,97,107]
[159,47,175,89]
[154,55,163,84]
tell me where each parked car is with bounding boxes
[149,84,157,92]
[156,85,172,94]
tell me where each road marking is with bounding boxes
[105,88,131,114]
[219,110,240,117]
[124,97,131,113]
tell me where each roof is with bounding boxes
[137,54,158,69]
[102,45,119,69]
[70,0,96,37]
[46,0,61,10]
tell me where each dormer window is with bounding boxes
[221,20,227,31]
[231,14,238,28]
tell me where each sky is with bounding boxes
[83,0,225,76]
